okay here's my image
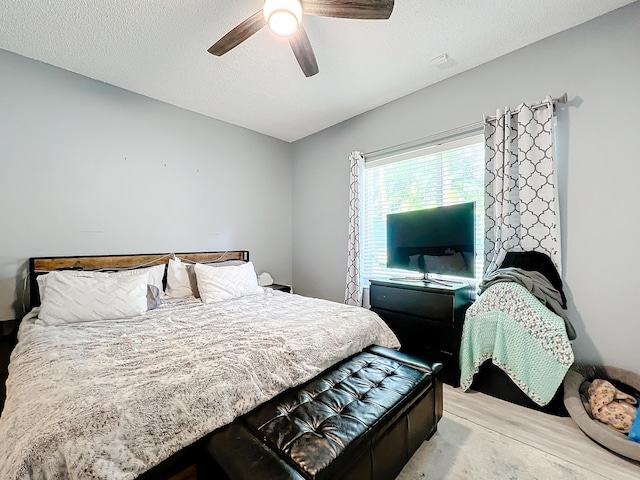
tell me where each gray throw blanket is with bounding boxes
[479,267,576,340]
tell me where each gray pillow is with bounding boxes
[423,252,469,275]
[147,285,162,310]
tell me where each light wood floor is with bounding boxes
[444,384,640,479]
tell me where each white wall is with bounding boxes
[291,3,640,372]
[0,49,293,320]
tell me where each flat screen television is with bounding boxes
[386,202,476,285]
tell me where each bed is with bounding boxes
[0,251,400,480]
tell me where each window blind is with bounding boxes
[361,134,485,285]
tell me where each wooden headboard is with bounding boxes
[28,251,249,308]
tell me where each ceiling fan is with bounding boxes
[208,0,395,77]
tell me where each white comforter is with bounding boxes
[0,290,399,479]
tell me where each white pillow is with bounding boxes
[194,261,263,303]
[36,264,165,302]
[166,258,248,298]
[165,258,195,298]
[38,270,149,325]
[137,264,166,291]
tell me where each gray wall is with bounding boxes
[1,3,638,372]
[0,49,293,321]
[291,2,640,372]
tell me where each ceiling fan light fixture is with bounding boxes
[264,0,302,36]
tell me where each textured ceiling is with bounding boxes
[0,0,635,142]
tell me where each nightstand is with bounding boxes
[1,319,19,412]
[265,283,292,293]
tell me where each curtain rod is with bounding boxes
[484,92,568,124]
[363,93,568,161]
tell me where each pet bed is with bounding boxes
[563,364,640,462]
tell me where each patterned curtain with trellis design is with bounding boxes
[484,97,561,275]
[345,151,364,306]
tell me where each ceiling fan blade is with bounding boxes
[208,11,267,56]
[288,25,319,77]
[302,0,394,19]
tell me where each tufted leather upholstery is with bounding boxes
[204,346,442,480]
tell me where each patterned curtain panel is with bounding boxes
[345,151,364,306]
[484,98,561,275]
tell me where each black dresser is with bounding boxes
[369,279,475,387]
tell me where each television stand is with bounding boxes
[369,278,476,386]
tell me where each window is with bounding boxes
[361,134,485,285]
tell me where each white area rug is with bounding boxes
[398,413,634,480]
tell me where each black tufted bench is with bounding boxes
[203,346,443,480]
